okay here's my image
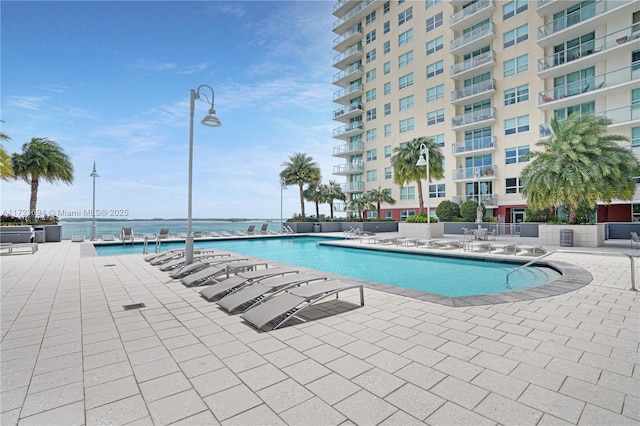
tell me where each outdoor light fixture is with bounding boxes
[416,143,431,241]
[186,84,221,265]
[90,162,100,241]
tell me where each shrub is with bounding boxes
[435,200,460,221]
[405,213,438,223]
[0,214,59,225]
[459,200,485,222]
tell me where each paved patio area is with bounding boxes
[1,235,639,425]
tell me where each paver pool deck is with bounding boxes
[1,235,639,425]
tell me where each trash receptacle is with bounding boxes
[559,229,573,247]
[313,223,321,233]
[34,226,46,243]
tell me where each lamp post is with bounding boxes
[280,180,286,234]
[186,84,222,265]
[89,162,100,241]
[416,143,431,240]
[475,166,483,229]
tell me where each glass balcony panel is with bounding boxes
[451,79,495,102]
[452,136,496,154]
[452,165,496,181]
[451,107,495,128]
[451,51,495,77]
[450,0,492,27]
[450,22,494,51]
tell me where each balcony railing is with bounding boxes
[333,82,363,101]
[539,65,639,104]
[452,136,496,155]
[450,22,494,51]
[452,165,497,181]
[340,181,364,192]
[451,51,495,77]
[333,163,364,174]
[451,79,495,102]
[333,0,374,31]
[596,105,640,125]
[333,121,363,138]
[333,43,362,66]
[450,0,492,26]
[334,102,364,119]
[333,24,362,49]
[537,0,632,40]
[333,140,364,156]
[452,194,498,206]
[333,63,363,84]
[451,107,496,128]
[538,25,640,72]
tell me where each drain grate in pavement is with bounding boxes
[123,303,146,310]
[104,264,116,267]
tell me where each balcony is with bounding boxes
[333,0,359,19]
[450,22,494,55]
[333,63,363,87]
[332,122,363,140]
[452,165,497,182]
[333,140,364,157]
[452,194,498,207]
[450,0,494,31]
[333,0,375,34]
[538,65,640,109]
[333,82,363,104]
[333,43,363,69]
[539,124,552,139]
[340,181,364,192]
[537,0,634,47]
[452,136,496,156]
[450,51,495,80]
[538,25,640,77]
[537,0,581,16]
[333,24,362,52]
[596,105,640,128]
[333,162,364,175]
[451,79,495,104]
[333,102,364,122]
[451,107,496,131]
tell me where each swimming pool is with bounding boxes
[95,237,550,297]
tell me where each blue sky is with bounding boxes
[1,0,341,220]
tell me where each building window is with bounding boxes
[398,6,413,25]
[383,21,390,34]
[427,109,445,126]
[398,29,413,46]
[366,69,376,82]
[505,146,530,164]
[366,170,378,182]
[383,61,391,74]
[426,60,444,78]
[429,184,445,198]
[366,129,377,142]
[400,210,416,221]
[383,40,391,54]
[365,88,376,102]
[384,82,391,95]
[366,149,377,161]
[505,116,529,135]
[504,84,529,105]
[366,49,377,63]
[426,12,443,32]
[554,101,595,121]
[503,24,528,49]
[400,187,415,200]
[384,103,391,116]
[365,10,376,25]
[365,29,377,44]
[503,0,527,20]
[399,117,414,133]
[399,95,414,111]
[384,1,390,14]
[427,84,444,102]
[504,54,528,77]
[432,133,444,148]
[384,145,392,157]
[366,108,377,121]
[385,167,392,179]
[399,72,414,89]
[633,49,640,71]
[384,125,392,138]
[398,51,413,68]
[426,36,444,55]
[505,177,523,194]
[426,0,441,10]
[633,88,640,110]
[632,127,640,147]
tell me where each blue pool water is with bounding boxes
[95,237,549,297]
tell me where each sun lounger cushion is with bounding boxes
[199,267,297,300]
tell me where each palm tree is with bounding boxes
[521,114,639,224]
[348,196,374,221]
[367,187,396,219]
[390,137,444,214]
[11,137,74,221]
[303,183,324,218]
[322,180,346,218]
[1,121,12,179]
[279,153,321,218]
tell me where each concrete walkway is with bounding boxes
[1,236,638,425]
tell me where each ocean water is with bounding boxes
[59,219,280,240]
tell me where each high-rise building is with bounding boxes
[331,0,640,223]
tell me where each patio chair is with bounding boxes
[158,253,231,271]
[157,228,170,239]
[121,227,134,244]
[516,245,547,256]
[102,234,116,241]
[246,225,256,235]
[181,261,269,287]
[71,235,85,242]
[169,256,249,279]
[199,267,301,301]
[259,223,269,235]
[631,232,640,248]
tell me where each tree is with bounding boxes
[521,114,639,224]
[321,181,346,219]
[366,187,396,219]
[390,137,444,215]
[348,196,373,221]
[11,137,74,221]
[436,200,460,221]
[303,183,323,218]
[460,200,484,222]
[279,153,321,218]
[0,122,11,179]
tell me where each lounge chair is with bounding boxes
[373,236,398,245]
[199,267,301,301]
[216,273,327,312]
[169,256,249,279]
[488,243,518,255]
[0,242,39,255]
[149,251,185,265]
[102,234,116,241]
[259,223,270,235]
[181,261,269,287]
[157,228,170,239]
[210,232,222,237]
[158,253,231,271]
[220,231,233,237]
[145,248,185,262]
[246,225,256,235]
[431,240,464,250]
[241,280,364,330]
[71,235,85,242]
[121,227,134,244]
[631,232,640,248]
[517,245,547,256]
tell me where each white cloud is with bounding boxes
[5,95,49,111]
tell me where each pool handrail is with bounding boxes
[506,249,637,291]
